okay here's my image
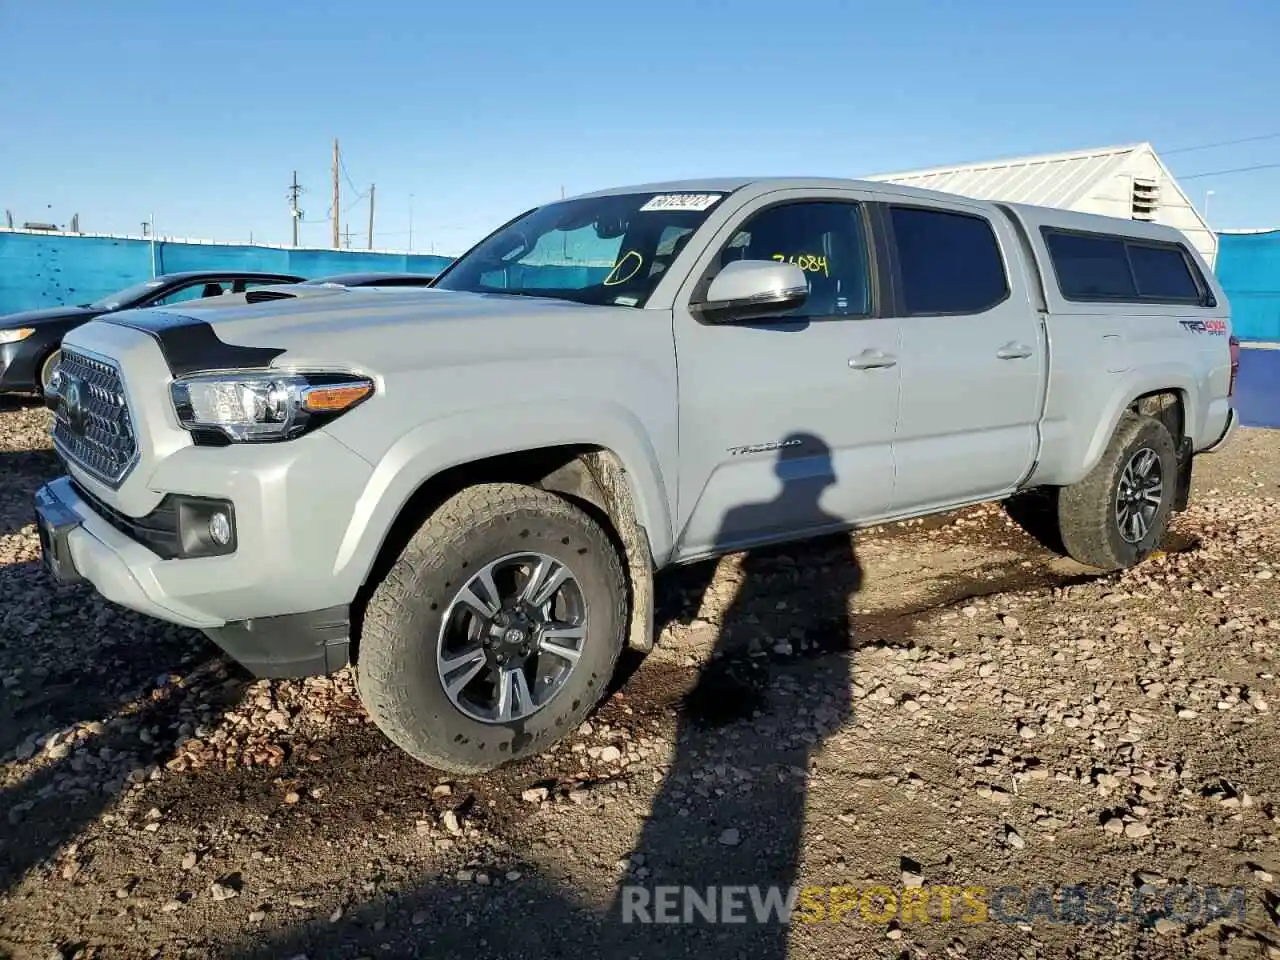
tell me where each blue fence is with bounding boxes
[1216,230,1280,343]
[0,230,453,316]
[6,226,1279,343]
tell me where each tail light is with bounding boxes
[1228,335,1240,398]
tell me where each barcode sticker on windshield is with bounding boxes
[640,193,723,212]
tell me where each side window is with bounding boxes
[889,206,1008,314]
[149,280,226,306]
[235,278,292,293]
[1126,244,1202,302]
[1043,229,1208,304]
[718,201,871,318]
[1043,232,1136,300]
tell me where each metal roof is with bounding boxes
[864,143,1154,209]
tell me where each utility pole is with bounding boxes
[367,183,375,250]
[288,170,304,247]
[331,138,341,249]
[408,193,414,251]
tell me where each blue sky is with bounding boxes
[2,0,1278,254]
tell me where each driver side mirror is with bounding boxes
[690,260,808,323]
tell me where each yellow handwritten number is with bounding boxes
[771,253,829,277]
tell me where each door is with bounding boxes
[671,191,901,560]
[884,201,1046,511]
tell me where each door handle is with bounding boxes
[996,342,1033,360]
[849,350,897,370]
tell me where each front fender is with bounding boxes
[329,401,676,589]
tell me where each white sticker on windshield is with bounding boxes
[640,193,723,212]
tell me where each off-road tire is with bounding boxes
[1057,412,1178,571]
[357,482,627,772]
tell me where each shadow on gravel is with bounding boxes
[1002,488,1067,556]
[0,546,227,894]
[0,645,239,894]
[226,433,863,959]
[0,449,60,537]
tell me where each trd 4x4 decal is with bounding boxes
[1179,319,1228,335]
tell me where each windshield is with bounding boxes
[87,278,167,311]
[432,191,727,307]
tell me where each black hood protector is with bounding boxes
[100,311,284,378]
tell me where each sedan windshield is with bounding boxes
[87,278,167,311]
[432,191,728,307]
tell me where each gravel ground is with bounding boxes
[1,396,1278,960]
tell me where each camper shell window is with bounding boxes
[1041,227,1213,307]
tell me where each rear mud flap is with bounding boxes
[1173,438,1193,512]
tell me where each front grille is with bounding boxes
[52,348,139,488]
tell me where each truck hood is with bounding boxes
[89,287,631,376]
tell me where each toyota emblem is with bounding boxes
[64,376,88,436]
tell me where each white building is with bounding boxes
[866,142,1217,267]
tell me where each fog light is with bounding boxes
[208,511,232,546]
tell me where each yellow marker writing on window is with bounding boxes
[772,253,830,277]
[603,251,644,286]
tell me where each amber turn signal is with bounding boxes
[302,381,374,413]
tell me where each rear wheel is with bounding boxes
[1057,412,1177,571]
[39,349,61,393]
[357,482,627,772]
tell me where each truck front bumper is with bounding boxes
[34,475,352,678]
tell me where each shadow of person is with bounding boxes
[222,434,863,959]
[597,431,862,956]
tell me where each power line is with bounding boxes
[1179,160,1280,180]
[341,190,369,215]
[338,147,360,194]
[1163,132,1280,156]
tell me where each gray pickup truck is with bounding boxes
[34,177,1239,772]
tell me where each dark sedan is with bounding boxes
[0,270,303,394]
[300,271,438,287]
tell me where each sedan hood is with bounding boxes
[0,304,102,326]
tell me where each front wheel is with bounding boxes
[1057,412,1178,571]
[357,482,627,772]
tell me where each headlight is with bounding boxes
[170,371,374,443]
[0,327,35,344]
